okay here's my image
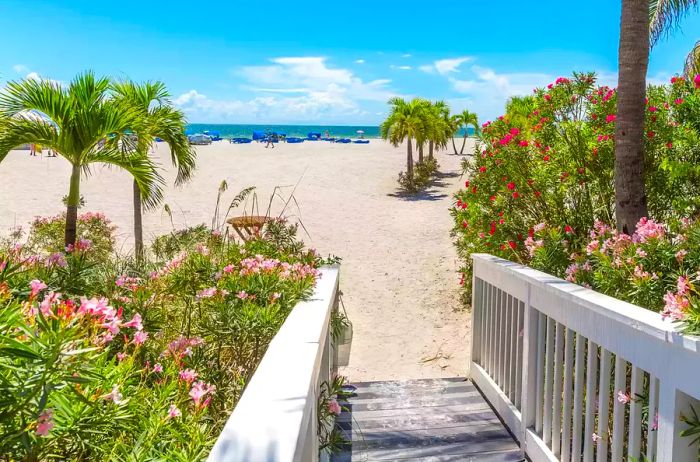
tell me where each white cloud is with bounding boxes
[401,53,412,58]
[26,72,41,81]
[390,65,412,70]
[418,65,435,74]
[354,59,365,64]
[12,64,28,73]
[175,57,398,123]
[419,57,473,75]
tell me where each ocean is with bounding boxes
[186,124,380,139]
[186,124,475,139]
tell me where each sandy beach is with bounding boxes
[0,139,473,381]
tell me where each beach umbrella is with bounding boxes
[357,129,365,139]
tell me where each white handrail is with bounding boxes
[207,266,339,462]
[469,254,700,462]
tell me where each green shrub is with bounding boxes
[27,212,116,262]
[451,72,700,294]
[398,158,440,192]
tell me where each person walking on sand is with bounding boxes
[29,143,36,156]
[265,129,275,149]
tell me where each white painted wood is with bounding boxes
[506,294,515,401]
[627,366,644,459]
[515,301,524,410]
[535,312,546,434]
[207,267,339,462]
[647,375,659,461]
[561,328,575,462]
[552,322,564,456]
[596,349,612,462]
[524,428,561,462]
[471,362,524,445]
[499,289,507,389]
[543,317,555,446]
[470,254,700,462]
[583,340,598,462]
[470,277,482,364]
[483,282,492,371]
[610,355,627,461]
[489,284,497,375]
[571,333,586,462]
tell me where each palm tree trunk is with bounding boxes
[407,138,414,179]
[614,0,649,233]
[133,179,144,259]
[64,164,81,247]
[428,141,434,160]
[452,137,459,154]
[460,133,468,155]
[417,142,424,164]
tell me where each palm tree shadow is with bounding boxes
[387,170,460,202]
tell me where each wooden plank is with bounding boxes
[571,332,586,461]
[535,311,546,434]
[610,355,627,461]
[583,340,598,462]
[628,366,644,459]
[561,327,575,462]
[514,301,524,410]
[596,349,612,462]
[646,375,659,460]
[543,317,555,446]
[504,293,513,399]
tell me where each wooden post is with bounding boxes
[656,384,699,462]
[519,285,537,456]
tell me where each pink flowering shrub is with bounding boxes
[27,212,116,261]
[0,216,327,459]
[527,217,700,334]
[452,72,700,297]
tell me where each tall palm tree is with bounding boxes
[0,72,162,247]
[380,97,426,179]
[456,110,479,155]
[684,40,700,78]
[427,100,451,160]
[112,81,196,257]
[614,0,650,233]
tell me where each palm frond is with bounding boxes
[684,40,700,78]
[89,148,165,210]
[0,116,61,162]
[649,0,699,46]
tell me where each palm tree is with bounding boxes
[112,81,195,258]
[614,0,651,233]
[684,40,700,78]
[0,72,162,247]
[456,110,479,155]
[380,97,426,179]
[427,100,451,160]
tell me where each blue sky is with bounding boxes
[1,0,699,124]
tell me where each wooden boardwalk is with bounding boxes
[332,377,523,461]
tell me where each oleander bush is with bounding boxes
[0,216,325,460]
[451,72,700,334]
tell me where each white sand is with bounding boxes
[0,139,473,381]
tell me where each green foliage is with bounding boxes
[27,212,116,262]
[451,72,700,298]
[318,375,351,454]
[0,214,323,460]
[151,225,213,261]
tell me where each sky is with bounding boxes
[1,0,699,125]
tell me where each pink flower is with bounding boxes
[29,279,47,297]
[223,264,235,274]
[675,98,684,105]
[179,368,198,383]
[676,249,688,263]
[633,217,665,243]
[592,432,602,443]
[196,287,218,300]
[39,291,61,317]
[189,380,216,407]
[76,238,92,251]
[606,114,616,123]
[132,330,148,345]
[117,352,127,361]
[327,398,342,416]
[122,313,143,330]
[677,276,691,296]
[652,412,659,430]
[534,222,546,232]
[617,390,631,404]
[237,291,248,300]
[105,385,124,404]
[35,409,54,436]
[648,106,658,112]
[153,363,163,373]
[271,292,281,302]
[694,74,700,89]
[102,317,122,335]
[167,404,181,419]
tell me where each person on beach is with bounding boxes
[29,143,36,156]
[265,129,275,149]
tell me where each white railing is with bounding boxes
[470,254,700,462]
[207,266,340,462]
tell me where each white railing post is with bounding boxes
[656,383,699,462]
[519,284,537,452]
[470,276,482,367]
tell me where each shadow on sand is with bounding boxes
[387,170,462,202]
